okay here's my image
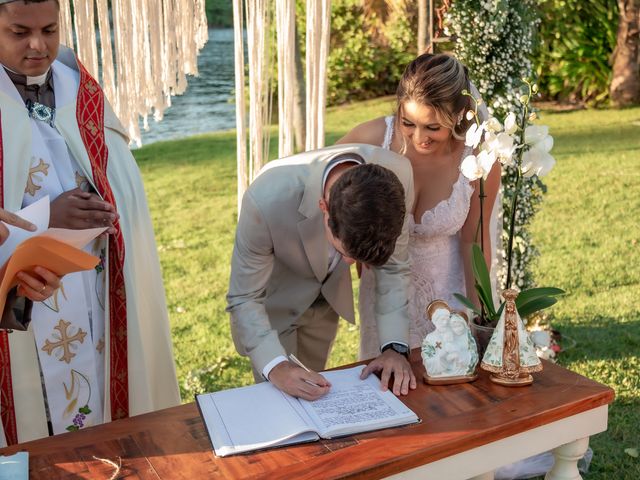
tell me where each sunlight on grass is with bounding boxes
[134,102,640,479]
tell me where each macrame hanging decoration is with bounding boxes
[305,0,331,151]
[276,0,296,158]
[234,0,332,208]
[57,0,208,146]
[245,0,273,181]
[233,0,248,214]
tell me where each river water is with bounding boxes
[138,29,237,146]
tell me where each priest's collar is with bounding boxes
[3,66,52,88]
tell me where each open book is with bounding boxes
[0,197,106,315]
[196,365,419,457]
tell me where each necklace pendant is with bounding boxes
[26,100,56,127]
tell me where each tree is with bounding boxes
[610,0,640,106]
[417,0,428,53]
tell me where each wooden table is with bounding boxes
[0,355,614,480]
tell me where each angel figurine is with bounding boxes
[421,300,479,385]
[481,289,543,386]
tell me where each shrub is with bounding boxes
[533,0,619,105]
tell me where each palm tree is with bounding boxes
[610,0,640,106]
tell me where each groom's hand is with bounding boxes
[361,350,417,396]
[268,361,331,401]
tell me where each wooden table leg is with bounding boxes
[467,473,495,480]
[545,437,590,480]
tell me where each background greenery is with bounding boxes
[205,0,622,105]
[206,0,232,28]
[534,0,619,105]
[133,100,640,478]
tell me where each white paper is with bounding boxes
[0,196,50,266]
[198,381,319,456]
[40,227,107,250]
[0,196,107,267]
[300,366,419,438]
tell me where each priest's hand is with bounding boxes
[0,208,36,245]
[360,349,417,396]
[50,188,119,234]
[16,266,61,302]
[268,361,331,401]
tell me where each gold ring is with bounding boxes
[40,284,46,293]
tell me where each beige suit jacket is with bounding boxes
[227,144,414,373]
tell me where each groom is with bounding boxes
[227,144,418,400]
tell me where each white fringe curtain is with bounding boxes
[245,0,273,182]
[276,0,296,158]
[57,0,208,146]
[233,0,248,213]
[234,0,332,209]
[305,0,331,150]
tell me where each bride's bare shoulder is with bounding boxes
[335,117,389,145]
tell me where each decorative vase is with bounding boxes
[480,289,543,386]
[469,318,494,358]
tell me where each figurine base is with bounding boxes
[423,372,478,385]
[489,373,533,387]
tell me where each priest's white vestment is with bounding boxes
[0,47,180,446]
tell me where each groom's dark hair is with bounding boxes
[328,164,405,267]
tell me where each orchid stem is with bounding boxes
[505,96,530,290]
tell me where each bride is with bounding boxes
[337,53,501,360]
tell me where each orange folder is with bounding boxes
[0,235,100,316]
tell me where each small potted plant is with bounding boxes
[454,80,564,355]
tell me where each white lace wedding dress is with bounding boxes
[359,116,475,360]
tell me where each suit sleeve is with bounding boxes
[372,167,414,349]
[226,190,286,374]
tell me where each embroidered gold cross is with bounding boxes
[41,319,87,364]
[25,158,49,196]
[96,338,105,354]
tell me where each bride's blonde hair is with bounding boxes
[395,53,472,153]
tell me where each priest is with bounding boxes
[0,0,180,446]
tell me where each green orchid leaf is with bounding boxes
[517,296,558,318]
[471,244,495,316]
[516,287,565,307]
[475,284,496,318]
[453,293,481,315]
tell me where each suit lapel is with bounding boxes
[297,159,328,282]
[298,213,327,282]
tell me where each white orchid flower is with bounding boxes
[461,149,496,181]
[504,112,518,135]
[465,121,485,149]
[486,117,503,133]
[524,125,552,149]
[522,146,556,177]
[485,131,516,166]
[521,124,555,177]
[461,154,483,180]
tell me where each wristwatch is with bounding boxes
[381,342,410,359]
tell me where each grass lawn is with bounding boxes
[133,99,640,479]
